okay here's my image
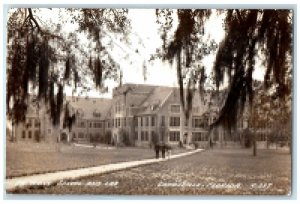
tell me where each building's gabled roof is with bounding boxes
[113,83,157,108]
[137,86,174,115]
[66,96,112,120]
[135,86,216,116]
[113,83,156,97]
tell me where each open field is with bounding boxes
[6,142,188,178]
[13,148,291,195]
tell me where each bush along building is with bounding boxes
[12,83,285,149]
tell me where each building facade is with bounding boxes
[106,84,223,147]
[12,96,112,144]
[11,83,255,148]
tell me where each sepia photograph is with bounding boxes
[4,4,293,198]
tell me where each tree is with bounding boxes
[249,81,292,155]
[155,9,292,153]
[6,9,292,150]
[153,9,217,143]
[6,8,130,129]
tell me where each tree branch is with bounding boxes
[235,9,243,23]
[28,8,41,31]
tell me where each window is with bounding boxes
[93,112,101,118]
[78,132,85,138]
[192,116,208,128]
[141,131,144,141]
[140,117,143,127]
[145,117,149,126]
[193,132,201,141]
[192,132,208,141]
[115,101,123,114]
[90,122,93,128]
[28,131,32,139]
[192,106,199,113]
[169,117,180,127]
[145,131,149,141]
[34,119,40,128]
[192,117,201,128]
[115,102,119,113]
[170,104,180,113]
[27,119,32,128]
[141,131,149,141]
[77,120,86,128]
[151,116,156,126]
[22,131,26,139]
[161,116,165,126]
[169,131,180,141]
[94,122,102,128]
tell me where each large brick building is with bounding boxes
[107,84,219,147]
[11,96,111,143]
[10,83,251,147]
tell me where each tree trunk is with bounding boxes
[253,134,257,156]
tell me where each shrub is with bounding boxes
[119,129,131,146]
[104,131,112,144]
[193,142,199,149]
[178,140,184,148]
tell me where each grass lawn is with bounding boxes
[6,142,188,178]
[14,148,291,195]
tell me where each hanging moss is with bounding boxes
[64,57,71,80]
[7,38,29,124]
[48,80,57,125]
[56,84,64,119]
[7,8,130,126]
[63,103,76,132]
[73,70,79,89]
[26,33,38,83]
[38,39,49,100]
[94,56,102,88]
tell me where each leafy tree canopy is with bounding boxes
[155,9,292,130]
[6,8,293,132]
[6,8,130,125]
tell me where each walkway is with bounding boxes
[6,149,204,192]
